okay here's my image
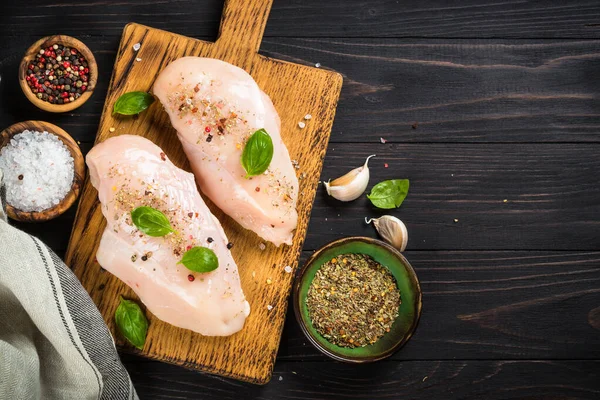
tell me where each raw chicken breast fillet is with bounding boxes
[154,57,299,246]
[87,135,250,336]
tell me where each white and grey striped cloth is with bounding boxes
[0,170,138,399]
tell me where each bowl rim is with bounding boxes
[0,120,85,222]
[19,34,98,113]
[293,236,422,363]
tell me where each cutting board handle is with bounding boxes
[217,0,274,53]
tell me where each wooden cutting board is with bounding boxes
[65,0,342,385]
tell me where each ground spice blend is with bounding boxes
[306,253,401,348]
[25,43,90,105]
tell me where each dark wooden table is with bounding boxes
[2,1,600,398]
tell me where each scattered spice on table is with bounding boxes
[25,43,90,105]
[306,253,401,348]
[0,130,74,212]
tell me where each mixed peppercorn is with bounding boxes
[25,43,90,105]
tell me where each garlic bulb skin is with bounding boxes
[365,215,408,251]
[324,155,375,202]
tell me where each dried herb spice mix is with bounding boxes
[25,43,90,105]
[306,253,401,348]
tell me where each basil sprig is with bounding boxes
[241,128,273,177]
[178,246,219,273]
[115,297,148,350]
[367,179,410,209]
[131,206,174,237]
[113,91,155,115]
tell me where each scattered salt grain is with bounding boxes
[0,130,74,212]
[133,43,141,51]
[298,121,306,129]
[304,114,312,120]
[267,305,273,311]
[136,57,142,62]
[380,137,387,144]
[284,265,292,274]
[278,376,283,381]
[259,243,266,251]
[315,62,321,68]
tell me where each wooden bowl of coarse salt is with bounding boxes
[0,121,85,222]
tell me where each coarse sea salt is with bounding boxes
[0,130,74,212]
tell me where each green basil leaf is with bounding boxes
[241,128,274,177]
[115,297,148,350]
[131,206,174,237]
[178,246,219,273]
[113,91,155,115]
[367,179,410,209]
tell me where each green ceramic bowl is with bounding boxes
[293,236,422,362]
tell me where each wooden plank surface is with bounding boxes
[2,0,600,398]
[121,357,600,400]
[3,0,600,39]
[280,251,600,361]
[64,1,342,384]
[20,143,600,252]
[3,37,600,144]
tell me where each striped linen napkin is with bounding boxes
[0,170,138,400]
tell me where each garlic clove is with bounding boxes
[324,154,375,202]
[365,215,408,251]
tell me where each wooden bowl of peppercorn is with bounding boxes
[293,236,422,363]
[19,35,97,113]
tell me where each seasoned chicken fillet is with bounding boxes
[87,135,250,336]
[154,57,299,246]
